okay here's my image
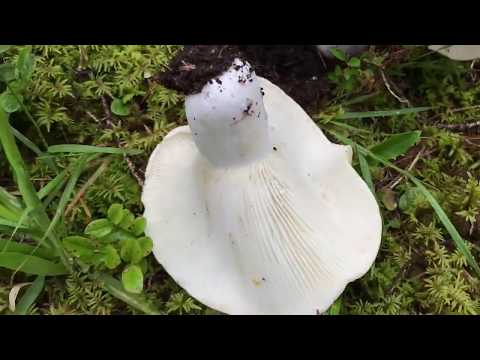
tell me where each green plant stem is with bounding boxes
[0,109,49,225]
[10,125,58,174]
[0,108,70,270]
[6,83,49,151]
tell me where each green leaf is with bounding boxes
[399,187,429,213]
[0,45,12,54]
[369,131,421,162]
[14,275,45,315]
[85,219,114,238]
[63,236,96,260]
[138,258,148,274]
[47,144,142,155]
[0,239,56,260]
[132,217,146,236]
[138,237,153,257]
[0,92,21,113]
[108,204,124,225]
[118,210,135,230]
[330,48,347,62]
[37,170,67,200]
[122,264,144,294]
[111,98,130,116]
[0,253,68,276]
[101,229,136,243]
[97,273,160,314]
[15,48,34,82]
[120,238,143,264]
[0,63,16,83]
[356,144,375,195]
[101,245,121,270]
[347,57,361,68]
[336,107,432,120]
[326,297,342,315]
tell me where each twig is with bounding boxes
[436,120,480,132]
[427,105,480,123]
[380,69,411,106]
[64,157,112,218]
[85,110,103,123]
[100,96,145,187]
[387,147,425,190]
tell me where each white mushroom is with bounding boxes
[316,45,369,59]
[428,45,480,61]
[142,59,382,315]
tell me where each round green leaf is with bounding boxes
[108,204,125,225]
[330,48,347,62]
[138,237,153,257]
[120,238,143,264]
[63,236,96,261]
[132,217,146,236]
[110,98,130,116]
[122,264,143,294]
[101,245,121,270]
[347,57,361,68]
[0,92,21,113]
[85,219,114,238]
[119,210,135,230]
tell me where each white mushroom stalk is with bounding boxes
[142,58,382,315]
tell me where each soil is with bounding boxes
[155,45,334,113]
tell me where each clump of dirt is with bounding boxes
[155,45,243,95]
[155,45,333,112]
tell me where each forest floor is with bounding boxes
[1,45,480,315]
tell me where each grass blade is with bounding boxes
[356,144,375,195]
[0,252,68,276]
[10,126,58,173]
[10,126,43,156]
[14,275,45,315]
[330,130,480,277]
[0,239,56,259]
[6,83,49,151]
[38,154,96,251]
[0,109,53,240]
[37,170,67,200]
[97,273,161,315]
[336,107,432,120]
[0,203,22,222]
[0,186,23,212]
[48,144,142,156]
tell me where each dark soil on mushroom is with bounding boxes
[155,45,335,113]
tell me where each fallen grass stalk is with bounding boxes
[64,157,112,217]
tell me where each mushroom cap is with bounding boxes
[142,77,382,315]
[429,45,480,61]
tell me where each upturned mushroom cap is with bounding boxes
[142,60,382,315]
[428,45,480,61]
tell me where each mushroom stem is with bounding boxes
[185,59,272,168]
